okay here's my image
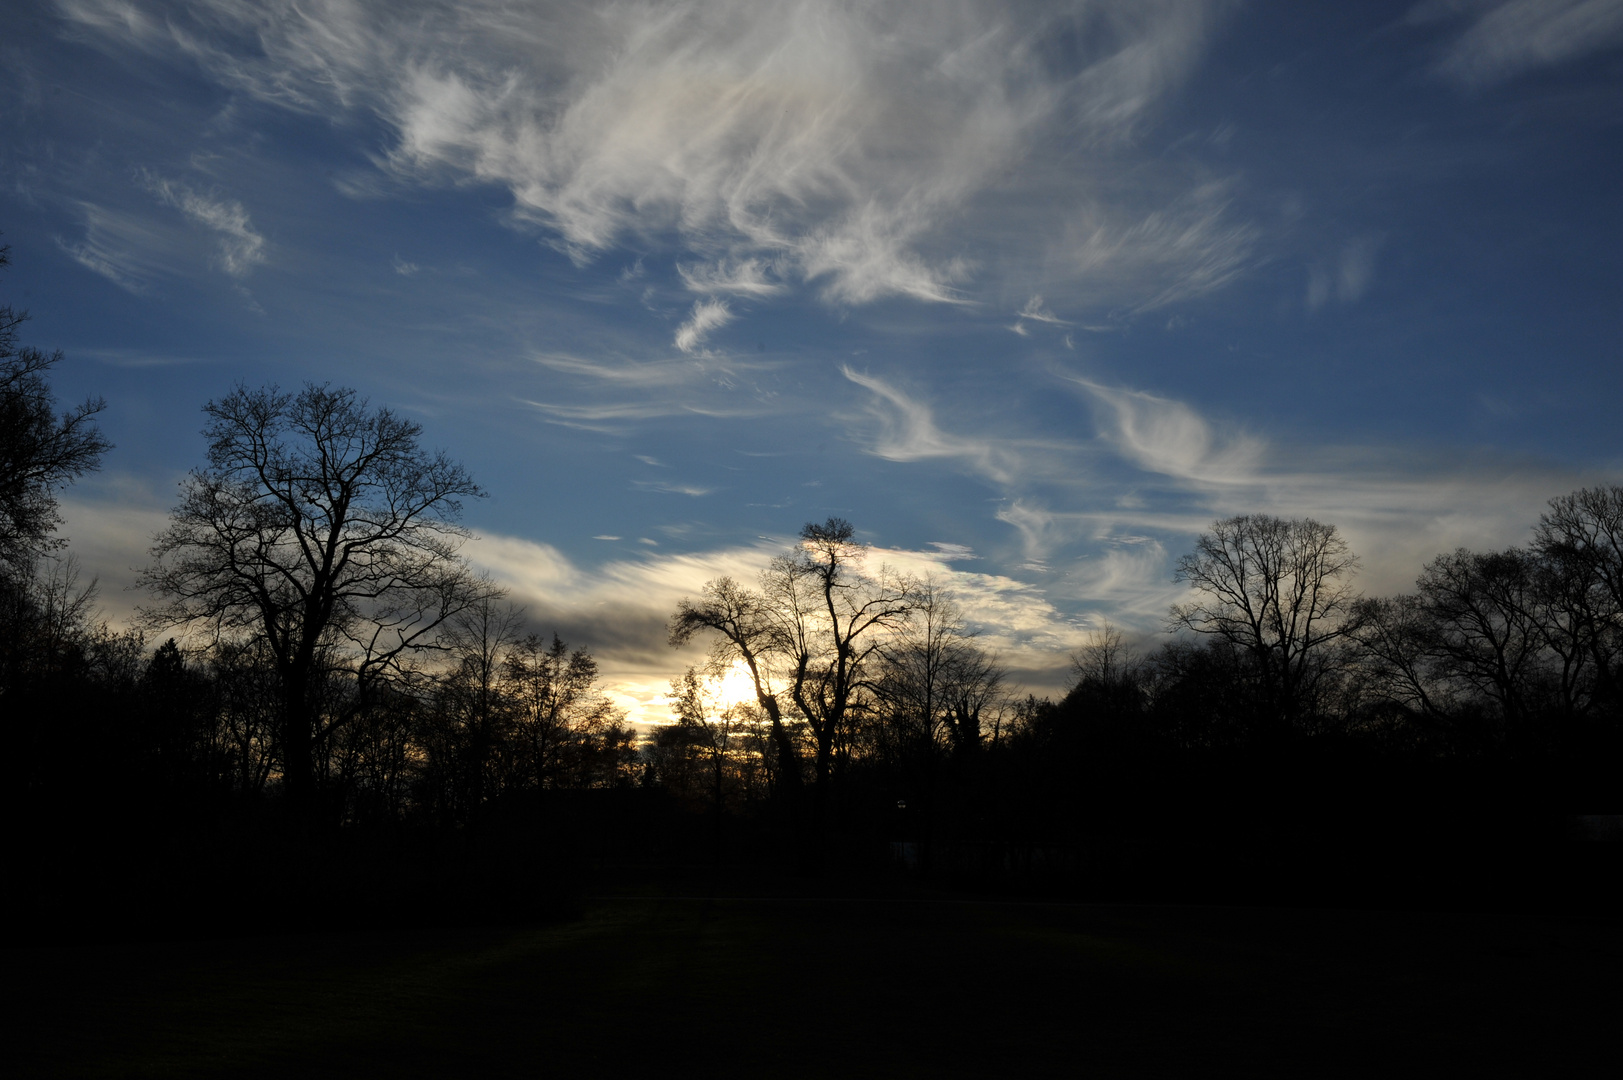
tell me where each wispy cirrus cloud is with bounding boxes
[841,366,1021,484]
[632,479,715,497]
[54,201,172,293]
[678,258,785,297]
[519,391,769,433]
[1307,236,1382,311]
[1061,180,1259,312]
[1409,0,1623,87]
[51,169,265,293]
[1009,293,1068,336]
[55,0,1242,319]
[1065,375,1264,486]
[138,171,265,277]
[674,298,735,354]
[533,351,761,388]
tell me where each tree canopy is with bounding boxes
[0,241,110,574]
[139,382,491,814]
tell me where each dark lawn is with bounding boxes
[6,890,1619,1078]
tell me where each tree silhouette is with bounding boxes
[502,631,622,791]
[672,519,916,842]
[875,577,1003,759]
[774,518,915,805]
[0,241,111,574]
[139,383,492,821]
[1170,515,1360,732]
[670,575,805,790]
[1535,486,1623,715]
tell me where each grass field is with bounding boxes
[7,884,1619,1077]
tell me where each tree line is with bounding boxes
[4,240,1619,934]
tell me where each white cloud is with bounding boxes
[519,390,767,432]
[1065,540,1183,627]
[1337,237,1380,303]
[867,543,1089,670]
[678,258,784,297]
[139,171,266,277]
[57,0,1241,315]
[533,352,718,388]
[1010,293,1072,335]
[1061,180,1258,311]
[674,297,735,354]
[632,479,715,496]
[841,366,1018,484]
[1066,375,1264,486]
[1410,0,1623,86]
[1018,294,1068,325]
[55,201,176,292]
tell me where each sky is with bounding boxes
[3,0,1621,724]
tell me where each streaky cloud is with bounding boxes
[632,480,716,497]
[674,298,734,354]
[54,200,176,293]
[55,0,1240,317]
[678,258,785,297]
[841,365,1018,484]
[1064,374,1265,486]
[139,170,266,277]
[1410,0,1623,87]
[1062,180,1258,312]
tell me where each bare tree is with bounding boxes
[1412,548,1554,742]
[503,632,621,790]
[139,383,492,819]
[1,242,111,573]
[1535,486,1623,711]
[664,665,763,864]
[439,590,523,810]
[672,519,915,818]
[208,635,282,798]
[1170,515,1360,730]
[670,575,804,789]
[1350,593,1456,726]
[767,518,915,801]
[877,577,1004,757]
[1065,622,1146,734]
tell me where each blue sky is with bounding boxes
[4,0,1621,721]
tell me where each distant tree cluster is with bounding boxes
[659,499,1621,884]
[0,279,638,927]
[1044,500,1623,759]
[12,383,637,828]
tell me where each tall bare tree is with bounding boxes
[140,383,491,819]
[670,575,804,789]
[0,242,110,574]
[768,518,914,802]
[672,519,915,816]
[877,578,1003,757]
[1412,548,1558,741]
[503,632,621,790]
[1170,515,1360,730]
[440,590,523,810]
[1535,485,1623,712]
